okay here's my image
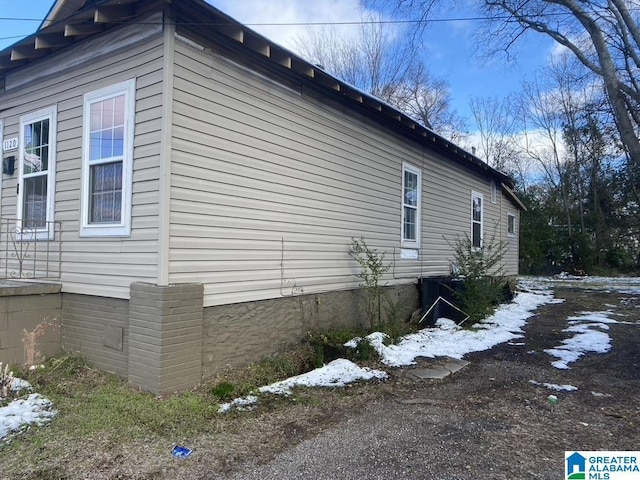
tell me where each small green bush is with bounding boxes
[350,237,390,327]
[449,232,508,325]
[211,382,236,401]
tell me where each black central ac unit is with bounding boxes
[418,276,465,325]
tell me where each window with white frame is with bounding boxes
[81,79,135,237]
[490,180,497,204]
[471,191,483,249]
[507,212,517,236]
[18,106,57,238]
[401,162,421,248]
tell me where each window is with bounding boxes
[507,212,517,236]
[81,79,135,237]
[401,162,421,248]
[471,191,483,249]
[490,180,497,204]
[18,106,57,238]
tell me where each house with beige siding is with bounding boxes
[0,0,524,393]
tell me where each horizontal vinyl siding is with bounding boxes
[169,39,512,306]
[502,200,520,276]
[0,24,164,298]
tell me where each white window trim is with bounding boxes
[471,190,483,249]
[17,106,57,240]
[507,211,517,237]
[80,79,136,237]
[401,162,421,249]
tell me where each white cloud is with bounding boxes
[549,42,570,60]
[207,0,368,54]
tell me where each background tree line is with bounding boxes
[296,0,640,275]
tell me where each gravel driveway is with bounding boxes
[221,285,640,480]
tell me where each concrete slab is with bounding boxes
[409,366,451,380]
[443,359,470,374]
[407,358,471,380]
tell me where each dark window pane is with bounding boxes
[473,223,481,248]
[23,119,50,174]
[89,161,123,223]
[40,146,49,172]
[23,176,47,228]
[404,206,416,241]
[473,197,482,222]
[404,171,418,206]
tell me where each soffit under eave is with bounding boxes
[0,0,157,73]
[40,0,92,29]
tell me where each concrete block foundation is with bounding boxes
[57,282,418,393]
[0,282,62,366]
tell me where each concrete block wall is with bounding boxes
[61,293,129,376]
[56,281,417,391]
[128,282,204,393]
[0,283,62,365]
[202,283,418,377]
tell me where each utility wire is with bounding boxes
[1,7,638,42]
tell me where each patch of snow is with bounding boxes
[218,359,388,413]
[10,378,32,393]
[529,380,578,392]
[217,395,259,414]
[366,288,560,367]
[544,310,614,370]
[591,391,613,398]
[567,311,619,324]
[259,359,387,396]
[531,275,640,295]
[0,393,57,441]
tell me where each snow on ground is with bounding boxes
[5,276,630,421]
[360,286,561,367]
[221,282,560,412]
[259,358,388,396]
[544,310,616,369]
[0,378,57,441]
[529,380,578,392]
[535,274,640,295]
[218,359,388,413]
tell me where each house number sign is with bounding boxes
[2,137,18,152]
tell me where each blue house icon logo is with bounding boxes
[566,452,586,479]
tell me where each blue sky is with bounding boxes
[0,0,555,126]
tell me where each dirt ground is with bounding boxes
[9,283,640,479]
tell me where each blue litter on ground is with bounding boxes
[172,446,192,458]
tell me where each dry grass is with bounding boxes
[0,344,389,480]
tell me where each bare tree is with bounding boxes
[519,74,579,263]
[293,11,465,138]
[380,0,640,166]
[468,95,518,170]
[294,11,414,101]
[384,62,468,141]
[486,0,639,166]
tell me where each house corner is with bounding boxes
[127,282,204,394]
